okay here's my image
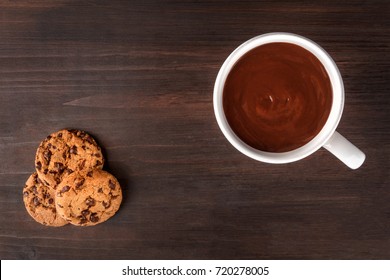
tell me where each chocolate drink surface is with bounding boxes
[223,42,333,152]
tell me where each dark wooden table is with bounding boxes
[1,0,389,260]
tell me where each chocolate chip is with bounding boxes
[108,180,116,190]
[82,145,86,150]
[52,145,57,150]
[43,169,48,175]
[43,150,52,163]
[54,162,65,172]
[95,160,102,167]
[78,131,86,138]
[85,197,95,206]
[58,132,62,138]
[102,201,110,208]
[44,193,50,198]
[66,168,74,174]
[23,191,29,197]
[98,188,103,193]
[33,197,40,206]
[85,136,94,144]
[36,161,42,170]
[79,159,86,170]
[81,210,90,217]
[47,143,52,149]
[90,213,99,223]
[55,178,61,184]
[61,185,70,193]
[46,136,52,140]
[32,186,38,194]
[62,151,67,160]
[87,171,93,177]
[48,198,54,204]
[75,178,85,188]
[94,153,101,158]
[79,217,88,224]
[69,145,78,155]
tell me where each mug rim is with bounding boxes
[213,32,345,163]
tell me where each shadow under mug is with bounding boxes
[213,32,365,169]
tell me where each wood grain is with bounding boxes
[0,0,389,259]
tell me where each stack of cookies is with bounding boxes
[23,129,122,227]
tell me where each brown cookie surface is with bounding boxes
[35,129,104,188]
[23,172,68,227]
[56,170,122,226]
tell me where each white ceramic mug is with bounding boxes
[213,32,365,169]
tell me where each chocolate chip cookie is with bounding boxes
[56,169,122,226]
[23,172,68,227]
[35,129,104,188]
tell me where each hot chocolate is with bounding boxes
[223,42,333,152]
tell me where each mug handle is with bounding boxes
[323,131,365,169]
